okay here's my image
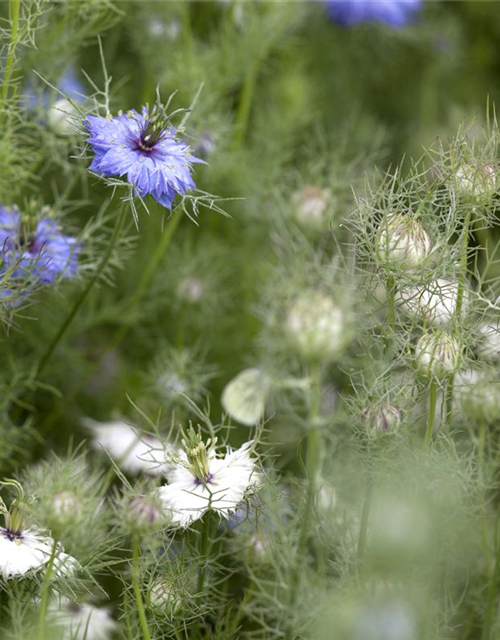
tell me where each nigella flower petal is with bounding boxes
[325,0,421,27]
[0,206,20,252]
[28,220,80,283]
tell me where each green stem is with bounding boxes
[455,209,472,330]
[444,375,454,429]
[197,514,211,594]
[233,57,261,149]
[424,378,438,448]
[385,275,396,356]
[132,536,151,640]
[38,538,58,640]
[35,207,126,378]
[482,520,500,640]
[445,209,472,427]
[107,211,182,350]
[0,0,21,127]
[285,364,322,639]
[357,481,373,562]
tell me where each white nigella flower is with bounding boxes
[291,185,332,231]
[50,598,117,640]
[396,278,469,327]
[375,212,432,270]
[156,429,261,528]
[285,290,345,361]
[221,368,270,426]
[0,482,78,580]
[415,331,462,379]
[84,418,173,476]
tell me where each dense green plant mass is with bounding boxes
[2,2,500,639]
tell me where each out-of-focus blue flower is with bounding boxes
[0,207,79,286]
[22,220,80,283]
[23,65,85,112]
[325,0,421,28]
[85,105,203,210]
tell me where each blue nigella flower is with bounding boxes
[85,105,203,210]
[325,0,421,28]
[0,206,79,286]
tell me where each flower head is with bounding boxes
[157,428,261,527]
[0,480,78,579]
[325,0,421,28]
[50,598,117,640]
[84,418,173,476]
[86,103,203,210]
[0,206,79,286]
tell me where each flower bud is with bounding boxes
[397,278,469,327]
[51,491,83,521]
[364,404,402,436]
[455,164,496,196]
[316,483,337,512]
[285,291,345,361]
[48,98,77,136]
[415,331,462,379]
[291,186,332,231]
[455,369,500,424]
[177,277,205,303]
[149,579,183,617]
[221,368,269,426]
[476,322,500,362]
[194,130,217,160]
[243,532,273,565]
[127,496,163,529]
[375,213,432,270]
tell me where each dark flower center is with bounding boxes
[135,107,171,152]
[194,472,213,487]
[3,527,23,542]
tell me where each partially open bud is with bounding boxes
[364,404,402,436]
[291,186,332,231]
[127,496,163,530]
[285,291,345,361]
[415,331,462,379]
[221,368,270,426]
[375,213,432,270]
[397,278,469,327]
[455,164,496,197]
[48,98,77,136]
[149,579,183,617]
[476,322,500,362]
